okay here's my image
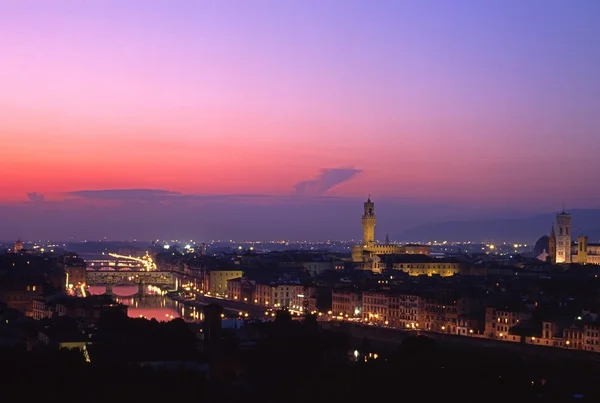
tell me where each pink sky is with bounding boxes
[0,1,599,240]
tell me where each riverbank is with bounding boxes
[326,321,600,364]
[166,291,270,320]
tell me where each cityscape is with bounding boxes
[2,1,600,402]
[2,198,600,400]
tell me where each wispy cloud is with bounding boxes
[26,192,45,203]
[64,189,180,200]
[293,168,362,196]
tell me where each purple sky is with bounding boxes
[0,1,599,241]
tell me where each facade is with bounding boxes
[301,260,337,277]
[573,235,600,265]
[182,261,209,292]
[65,263,87,289]
[389,257,462,277]
[208,268,243,295]
[1,283,43,317]
[226,277,256,303]
[331,288,361,319]
[351,198,430,268]
[290,285,316,313]
[255,283,271,306]
[420,297,458,333]
[269,283,299,308]
[362,290,389,325]
[484,306,533,340]
[388,293,420,329]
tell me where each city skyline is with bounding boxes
[1,1,599,239]
[3,3,600,400]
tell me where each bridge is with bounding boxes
[86,271,174,295]
[84,252,157,271]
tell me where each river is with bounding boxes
[87,285,203,322]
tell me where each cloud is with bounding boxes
[293,168,362,196]
[64,189,181,200]
[26,192,45,203]
[60,189,346,204]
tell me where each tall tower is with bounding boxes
[555,210,572,263]
[577,235,588,265]
[362,197,376,247]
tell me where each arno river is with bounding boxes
[87,285,203,322]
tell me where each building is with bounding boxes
[290,285,316,313]
[420,296,458,333]
[351,198,430,269]
[574,235,600,265]
[362,290,389,325]
[208,267,243,296]
[66,263,87,290]
[548,210,600,264]
[181,259,210,293]
[382,254,462,277]
[226,277,256,303]
[388,293,420,329]
[484,304,533,340]
[1,282,43,317]
[253,283,270,306]
[32,294,128,320]
[553,211,572,263]
[268,282,299,309]
[331,288,361,319]
[13,240,24,254]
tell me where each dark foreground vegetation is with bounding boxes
[0,310,598,402]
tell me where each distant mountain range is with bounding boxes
[397,209,600,244]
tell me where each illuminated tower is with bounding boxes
[577,235,588,265]
[555,210,572,263]
[362,197,376,247]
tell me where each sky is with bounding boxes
[1,0,599,241]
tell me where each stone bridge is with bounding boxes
[86,271,174,296]
[86,271,174,286]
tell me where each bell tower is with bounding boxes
[555,210,572,264]
[362,197,376,247]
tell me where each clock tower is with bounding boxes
[362,197,376,247]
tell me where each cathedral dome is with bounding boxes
[13,240,24,253]
[533,235,549,257]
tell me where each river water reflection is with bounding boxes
[87,285,203,322]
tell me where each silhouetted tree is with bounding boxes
[274,309,292,324]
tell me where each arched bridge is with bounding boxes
[87,267,139,271]
[86,271,174,286]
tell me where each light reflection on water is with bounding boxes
[86,285,203,322]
